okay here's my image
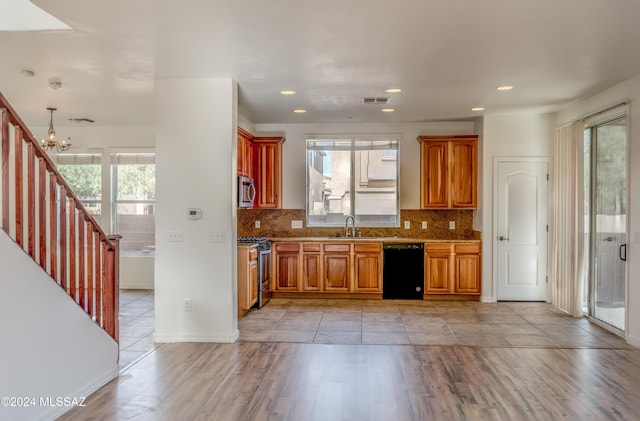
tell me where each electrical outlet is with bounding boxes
[184,298,192,312]
[255,220,260,229]
[291,220,303,229]
[422,221,428,229]
[168,231,183,242]
[449,221,456,230]
[404,220,410,229]
[209,231,225,242]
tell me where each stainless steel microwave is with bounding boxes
[238,175,256,208]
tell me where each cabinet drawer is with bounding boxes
[275,243,300,253]
[426,244,452,253]
[354,243,382,253]
[303,243,321,252]
[454,244,481,254]
[323,244,351,253]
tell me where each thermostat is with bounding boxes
[187,208,203,220]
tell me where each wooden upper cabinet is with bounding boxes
[237,128,254,178]
[253,136,285,209]
[418,135,478,209]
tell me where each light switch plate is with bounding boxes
[422,221,428,229]
[449,221,456,230]
[255,220,260,229]
[168,231,183,242]
[209,231,225,242]
[404,220,410,229]
[291,220,303,229]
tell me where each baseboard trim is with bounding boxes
[154,330,240,343]
[626,334,640,349]
[37,365,119,421]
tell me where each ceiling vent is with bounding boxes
[68,118,95,123]
[361,97,389,104]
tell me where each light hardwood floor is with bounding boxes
[59,299,640,420]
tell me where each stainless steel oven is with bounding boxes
[257,241,271,308]
[238,237,271,308]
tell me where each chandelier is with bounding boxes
[41,107,71,152]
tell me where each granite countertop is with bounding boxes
[269,237,481,243]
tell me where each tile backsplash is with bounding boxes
[238,209,480,240]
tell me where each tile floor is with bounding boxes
[118,292,631,370]
[118,289,158,368]
[239,298,632,349]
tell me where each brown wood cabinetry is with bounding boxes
[354,243,382,292]
[323,244,351,291]
[425,244,453,293]
[302,243,322,291]
[237,245,259,316]
[253,137,284,209]
[237,128,254,178]
[274,242,300,291]
[425,243,481,299]
[272,241,383,296]
[418,135,478,209]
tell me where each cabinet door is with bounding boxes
[237,131,253,178]
[324,254,350,291]
[303,253,322,291]
[275,252,299,291]
[421,141,449,208]
[354,253,381,292]
[425,245,453,293]
[451,140,477,208]
[255,140,282,209]
[454,244,481,294]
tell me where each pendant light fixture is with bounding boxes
[40,107,71,152]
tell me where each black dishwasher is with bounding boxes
[382,243,424,299]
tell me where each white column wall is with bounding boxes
[481,113,554,302]
[555,73,640,347]
[154,78,238,342]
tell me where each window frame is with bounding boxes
[305,134,401,228]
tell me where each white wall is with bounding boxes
[480,113,554,302]
[555,74,640,347]
[254,121,475,210]
[0,231,118,421]
[31,125,156,290]
[154,78,238,342]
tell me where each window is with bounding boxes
[112,153,156,254]
[54,154,103,225]
[306,136,399,227]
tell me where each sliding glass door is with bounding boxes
[585,115,627,332]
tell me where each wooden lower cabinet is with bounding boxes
[354,243,382,292]
[323,243,351,291]
[425,243,481,299]
[274,243,300,291]
[237,245,259,316]
[272,241,383,295]
[302,243,322,291]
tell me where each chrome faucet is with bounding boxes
[345,215,355,237]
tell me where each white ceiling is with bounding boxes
[2,0,640,128]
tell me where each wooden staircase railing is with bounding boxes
[0,92,119,342]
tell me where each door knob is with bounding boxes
[499,236,509,241]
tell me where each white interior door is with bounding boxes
[496,160,548,301]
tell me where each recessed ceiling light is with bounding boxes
[471,107,485,111]
[280,90,296,95]
[497,85,513,91]
[381,108,395,113]
[385,88,402,93]
[293,109,306,113]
